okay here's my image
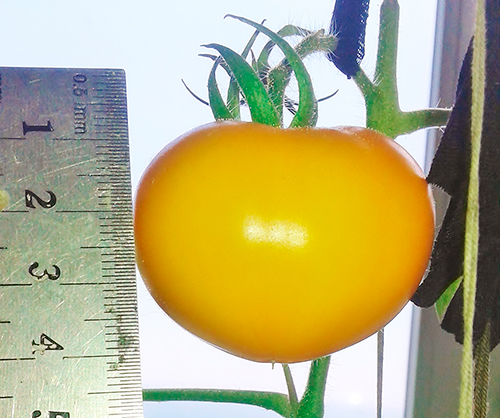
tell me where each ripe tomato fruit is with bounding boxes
[134,121,434,363]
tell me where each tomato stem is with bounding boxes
[282,364,300,414]
[142,358,331,418]
[351,0,451,138]
[296,356,331,418]
[143,388,293,417]
[375,0,399,107]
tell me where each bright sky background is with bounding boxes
[0,1,438,417]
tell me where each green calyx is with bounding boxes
[202,15,337,129]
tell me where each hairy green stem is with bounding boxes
[458,0,486,415]
[375,0,399,101]
[352,0,450,138]
[282,364,299,415]
[143,358,331,418]
[143,388,292,417]
[297,356,331,418]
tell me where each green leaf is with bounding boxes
[207,58,236,121]
[202,54,241,120]
[435,276,463,322]
[241,22,262,58]
[226,15,317,128]
[203,42,280,127]
[226,24,263,119]
[226,79,241,119]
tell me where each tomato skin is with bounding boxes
[134,121,435,363]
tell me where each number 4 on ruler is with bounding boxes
[31,333,64,354]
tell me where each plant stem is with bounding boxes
[375,0,399,108]
[143,388,292,418]
[458,0,486,415]
[283,364,300,415]
[352,0,450,138]
[296,356,331,418]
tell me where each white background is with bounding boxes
[0,1,438,417]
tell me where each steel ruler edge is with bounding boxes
[0,67,144,418]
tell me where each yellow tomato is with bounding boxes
[134,121,434,363]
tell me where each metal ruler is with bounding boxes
[0,68,143,418]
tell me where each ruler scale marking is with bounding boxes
[0,68,143,418]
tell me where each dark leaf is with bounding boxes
[328,0,370,78]
[412,0,500,351]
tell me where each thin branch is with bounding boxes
[282,364,299,413]
[375,0,400,103]
[353,69,450,137]
[398,108,451,136]
[143,388,292,418]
